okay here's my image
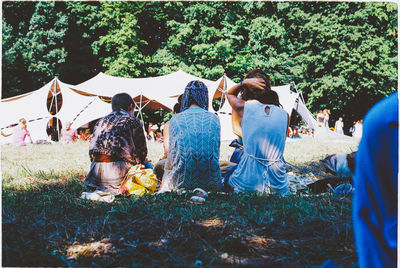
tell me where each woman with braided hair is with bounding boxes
[158,80,222,192]
[225,69,289,195]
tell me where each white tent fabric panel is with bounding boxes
[74,70,216,110]
[55,80,111,129]
[27,118,50,141]
[69,97,111,129]
[272,85,300,116]
[215,76,236,114]
[0,80,52,129]
[218,113,237,141]
[293,98,318,130]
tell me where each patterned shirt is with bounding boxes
[89,109,147,164]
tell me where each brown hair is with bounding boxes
[241,69,281,107]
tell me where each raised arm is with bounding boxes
[1,131,12,137]
[227,78,266,120]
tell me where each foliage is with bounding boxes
[2,2,397,122]
[91,2,148,77]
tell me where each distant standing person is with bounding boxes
[323,109,330,128]
[349,121,356,136]
[60,121,78,144]
[317,110,325,128]
[85,93,148,193]
[334,117,344,135]
[353,120,363,139]
[1,118,33,146]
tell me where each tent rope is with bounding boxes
[1,116,51,130]
[70,97,97,126]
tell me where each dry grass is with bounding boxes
[2,137,359,267]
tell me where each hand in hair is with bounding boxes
[243,77,266,92]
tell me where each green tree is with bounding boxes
[91,2,148,77]
[23,2,69,87]
[2,1,36,97]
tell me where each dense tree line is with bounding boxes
[2,1,397,123]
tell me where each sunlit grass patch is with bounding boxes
[2,137,359,266]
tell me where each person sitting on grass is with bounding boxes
[158,80,222,192]
[60,121,78,144]
[1,118,33,146]
[153,101,181,180]
[85,93,148,194]
[224,69,289,196]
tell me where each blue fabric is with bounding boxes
[144,162,153,170]
[160,108,222,191]
[180,80,209,112]
[223,165,238,193]
[229,139,244,164]
[230,148,243,164]
[353,92,398,267]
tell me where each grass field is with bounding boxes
[2,137,358,266]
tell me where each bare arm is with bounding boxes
[227,82,245,119]
[162,121,170,159]
[1,131,12,137]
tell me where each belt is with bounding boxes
[91,153,135,164]
[243,150,282,168]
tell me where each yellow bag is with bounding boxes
[119,164,158,196]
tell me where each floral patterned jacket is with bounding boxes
[89,109,147,164]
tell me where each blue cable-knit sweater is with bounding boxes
[160,108,222,191]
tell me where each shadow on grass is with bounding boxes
[3,174,357,267]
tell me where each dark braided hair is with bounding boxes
[241,69,282,108]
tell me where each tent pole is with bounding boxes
[139,94,146,137]
[48,79,56,115]
[291,81,306,105]
[54,77,61,141]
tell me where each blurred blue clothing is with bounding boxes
[353,92,398,267]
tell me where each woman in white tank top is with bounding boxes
[226,69,289,195]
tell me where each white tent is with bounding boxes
[1,77,112,144]
[1,70,330,144]
[72,71,322,141]
[74,70,216,111]
[55,80,111,130]
[73,70,243,140]
[1,80,52,130]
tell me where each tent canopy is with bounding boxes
[74,70,216,110]
[1,70,331,143]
